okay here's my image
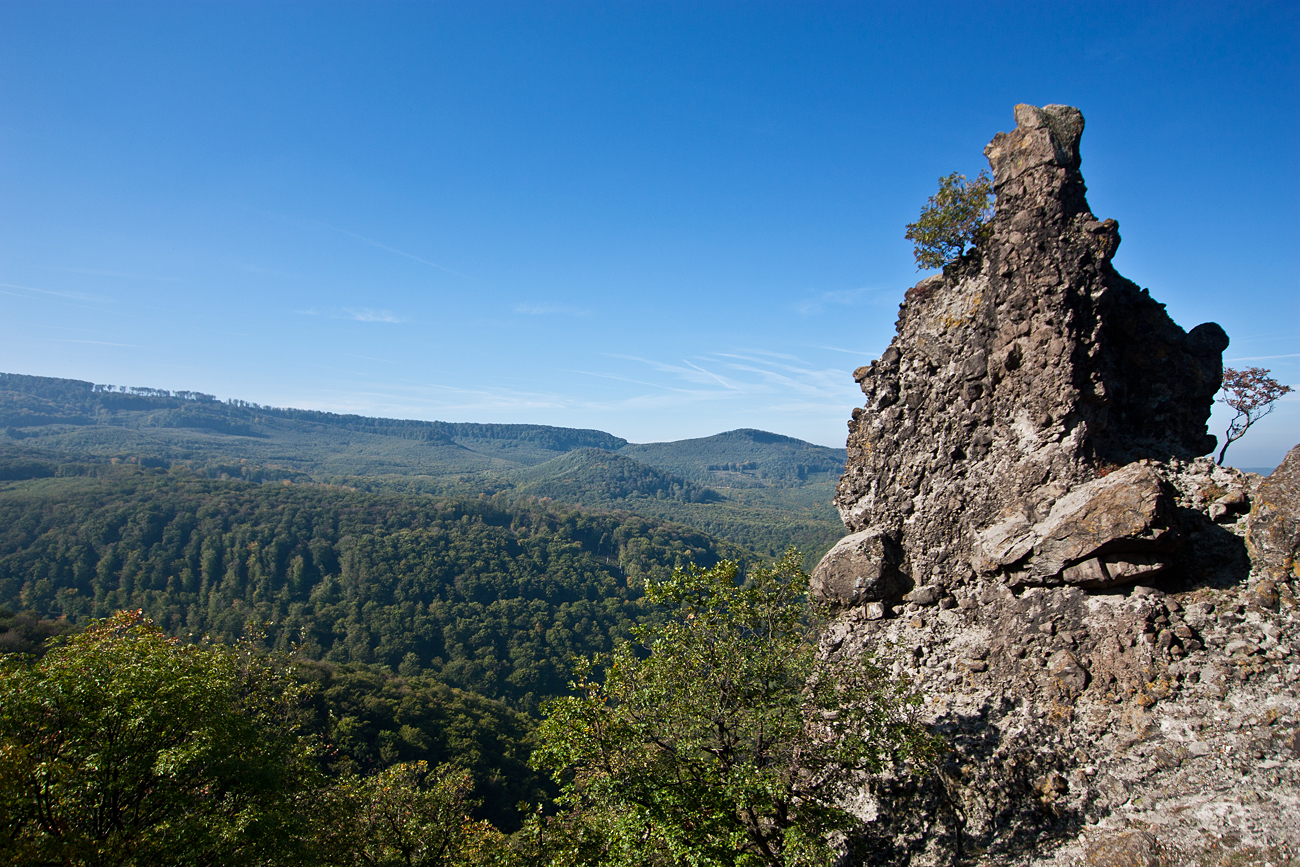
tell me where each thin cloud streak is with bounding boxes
[684,360,744,392]
[1225,354,1300,362]
[297,308,407,323]
[311,220,470,279]
[819,344,881,357]
[58,339,161,350]
[0,282,102,301]
[514,303,592,316]
[570,369,706,393]
[48,267,179,282]
[795,285,890,315]
[343,308,405,323]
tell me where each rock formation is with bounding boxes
[818,105,1299,866]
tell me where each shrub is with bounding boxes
[905,171,993,270]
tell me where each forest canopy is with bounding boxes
[0,466,744,712]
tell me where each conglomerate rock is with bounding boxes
[826,103,1227,604]
[1248,443,1300,582]
[820,105,1298,865]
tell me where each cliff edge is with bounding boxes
[819,105,1299,866]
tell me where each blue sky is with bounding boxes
[1,2,1296,467]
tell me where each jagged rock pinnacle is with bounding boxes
[816,105,1299,866]
[822,103,1228,602]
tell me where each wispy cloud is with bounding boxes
[343,308,405,323]
[607,354,745,392]
[47,267,178,282]
[795,285,889,316]
[297,307,407,323]
[58,339,162,350]
[819,344,882,357]
[514,303,591,317]
[236,263,303,279]
[0,281,102,302]
[1226,353,1300,362]
[713,351,846,396]
[608,348,856,405]
[310,221,470,279]
[684,360,745,391]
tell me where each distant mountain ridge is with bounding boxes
[1,372,848,561]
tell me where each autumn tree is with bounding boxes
[1217,366,1294,465]
[533,552,938,867]
[904,171,994,270]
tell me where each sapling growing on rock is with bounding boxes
[1216,366,1294,465]
[904,171,993,270]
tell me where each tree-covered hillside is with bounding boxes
[508,448,721,505]
[620,428,846,487]
[295,661,549,831]
[0,465,745,712]
[0,373,850,561]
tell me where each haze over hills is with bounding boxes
[0,372,848,561]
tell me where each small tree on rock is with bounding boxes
[1217,366,1294,465]
[905,171,993,270]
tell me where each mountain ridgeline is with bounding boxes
[0,372,847,560]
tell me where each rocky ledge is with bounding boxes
[819,105,1298,866]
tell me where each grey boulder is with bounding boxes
[811,529,907,607]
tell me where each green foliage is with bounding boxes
[0,606,75,656]
[328,761,505,867]
[904,171,994,270]
[598,491,846,572]
[0,610,322,866]
[509,449,722,505]
[0,609,526,865]
[0,469,741,712]
[618,430,845,489]
[1,375,850,564]
[297,661,549,832]
[534,553,939,867]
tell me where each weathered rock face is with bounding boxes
[821,105,1299,866]
[972,462,1177,589]
[830,459,1300,867]
[1248,443,1300,582]
[827,104,1227,602]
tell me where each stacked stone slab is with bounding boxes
[818,104,1228,606]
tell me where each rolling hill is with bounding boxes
[0,372,848,561]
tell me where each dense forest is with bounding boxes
[0,464,745,712]
[0,372,865,859]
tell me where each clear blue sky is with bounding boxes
[2,1,1296,467]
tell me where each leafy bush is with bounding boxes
[0,611,322,866]
[534,552,939,866]
[0,611,517,866]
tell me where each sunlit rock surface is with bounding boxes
[820,105,1297,866]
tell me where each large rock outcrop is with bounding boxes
[822,104,1227,605]
[820,105,1299,866]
